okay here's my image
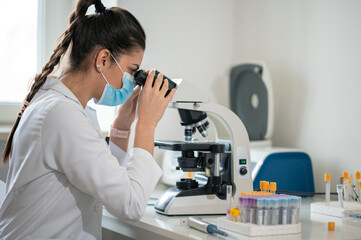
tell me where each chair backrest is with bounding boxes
[253,152,315,196]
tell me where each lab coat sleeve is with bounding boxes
[41,101,162,220]
[109,140,131,167]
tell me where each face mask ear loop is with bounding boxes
[97,64,110,84]
[110,53,125,75]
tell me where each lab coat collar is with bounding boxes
[41,76,82,106]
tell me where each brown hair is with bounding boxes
[2,0,145,165]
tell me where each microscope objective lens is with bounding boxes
[196,124,208,137]
[184,126,193,141]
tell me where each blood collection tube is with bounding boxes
[342,172,349,201]
[249,197,256,224]
[271,198,280,225]
[346,178,352,201]
[238,197,243,222]
[226,185,232,219]
[355,171,360,199]
[243,197,250,223]
[336,184,344,208]
[280,198,288,224]
[229,208,240,222]
[256,198,265,225]
[289,197,298,224]
[296,197,301,223]
[264,198,272,225]
[324,173,331,203]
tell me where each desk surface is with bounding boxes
[102,184,361,240]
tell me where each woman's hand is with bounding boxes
[134,70,176,155]
[112,85,141,130]
[136,70,176,129]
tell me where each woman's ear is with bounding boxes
[95,49,111,71]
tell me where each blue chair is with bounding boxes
[252,151,315,196]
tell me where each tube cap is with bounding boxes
[270,182,277,192]
[355,171,361,180]
[324,173,331,182]
[359,182,361,190]
[328,222,335,231]
[342,171,349,179]
[230,208,240,217]
[264,181,269,191]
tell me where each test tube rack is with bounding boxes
[310,201,361,218]
[217,217,301,237]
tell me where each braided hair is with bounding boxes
[2,0,146,165]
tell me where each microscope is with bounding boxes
[154,89,253,215]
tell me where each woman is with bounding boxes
[0,0,175,239]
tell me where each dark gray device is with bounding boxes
[229,64,268,141]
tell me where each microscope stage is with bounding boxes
[154,140,225,153]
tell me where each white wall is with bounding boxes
[40,0,73,68]
[234,0,361,192]
[118,0,236,160]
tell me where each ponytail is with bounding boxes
[1,0,103,165]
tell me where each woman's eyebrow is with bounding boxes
[132,64,140,70]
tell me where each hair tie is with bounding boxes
[95,1,106,13]
[18,100,29,118]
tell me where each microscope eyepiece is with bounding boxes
[134,69,177,97]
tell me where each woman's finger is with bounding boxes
[165,88,176,101]
[131,85,141,98]
[144,69,155,88]
[160,79,169,97]
[153,73,163,90]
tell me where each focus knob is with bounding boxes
[239,166,248,176]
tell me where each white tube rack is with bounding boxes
[310,201,361,218]
[217,217,301,237]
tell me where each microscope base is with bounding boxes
[155,193,226,216]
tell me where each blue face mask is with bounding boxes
[94,54,135,106]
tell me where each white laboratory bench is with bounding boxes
[101,184,361,240]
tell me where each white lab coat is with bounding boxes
[0,77,162,240]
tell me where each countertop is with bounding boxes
[102,184,361,240]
